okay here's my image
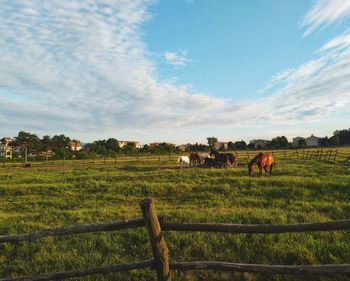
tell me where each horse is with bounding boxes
[226,153,238,167]
[248,153,275,176]
[177,156,190,168]
[210,149,228,168]
[199,153,210,164]
[203,157,216,168]
[189,152,201,166]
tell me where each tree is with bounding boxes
[106,138,120,153]
[51,134,72,159]
[13,131,41,151]
[227,141,235,150]
[298,138,306,148]
[319,137,329,147]
[269,136,288,149]
[333,129,350,145]
[235,140,247,150]
[207,137,218,148]
[247,142,255,149]
[123,142,137,154]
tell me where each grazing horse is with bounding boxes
[248,153,275,177]
[210,149,228,168]
[203,157,216,168]
[189,152,201,166]
[199,153,210,164]
[177,156,190,168]
[226,153,238,167]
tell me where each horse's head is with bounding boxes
[248,163,254,177]
[210,149,216,157]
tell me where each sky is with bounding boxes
[0,0,350,144]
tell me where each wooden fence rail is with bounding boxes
[1,199,350,281]
[1,149,350,169]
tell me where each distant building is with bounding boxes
[0,137,13,159]
[177,144,190,151]
[292,137,305,147]
[214,142,228,150]
[305,135,320,147]
[292,135,320,147]
[249,139,271,149]
[117,140,141,148]
[70,139,82,151]
[149,142,160,148]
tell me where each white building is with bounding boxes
[305,135,320,147]
[70,139,82,151]
[0,137,13,159]
[249,139,271,149]
[177,144,190,151]
[214,142,228,150]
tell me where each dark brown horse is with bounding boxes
[248,153,275,176]
[189,152,201,166]
[210,149,228,168]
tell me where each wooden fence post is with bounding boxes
[333,150,338,163]
[140,199,170,281]
[328,149,333,161]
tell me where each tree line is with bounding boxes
[2,128,350,160]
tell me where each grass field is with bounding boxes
[0,151,350,280]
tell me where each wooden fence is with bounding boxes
[1,199,350,281]
[1,149,350,170]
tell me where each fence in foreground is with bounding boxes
[1,148,350,169]
[1,199,350,281]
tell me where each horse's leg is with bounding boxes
[264,166,268,174]
[258,165,262,176]
[269,165,273,176]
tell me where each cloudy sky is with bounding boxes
[0,0,349,144]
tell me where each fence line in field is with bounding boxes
[1,149,350,169]
[1,199,350,281]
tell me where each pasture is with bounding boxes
[0,150,350,280]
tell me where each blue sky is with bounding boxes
[0,0,350,144]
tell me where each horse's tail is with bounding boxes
[177,157,181,164]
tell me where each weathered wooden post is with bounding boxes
[333,150,338,163]
[328,149,333,161]
[140,199,170,281]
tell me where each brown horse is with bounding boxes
[227,153,238,167]
[189,152,201,166]
[248,153,275,176]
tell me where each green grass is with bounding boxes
[0,157,350,281]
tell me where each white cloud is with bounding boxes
[0,0,222,138]
[301,0,350,36]
[164,50,190,66]
[0,0,349,142]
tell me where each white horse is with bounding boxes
[199,153,210,164]
[177,156,190,168]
